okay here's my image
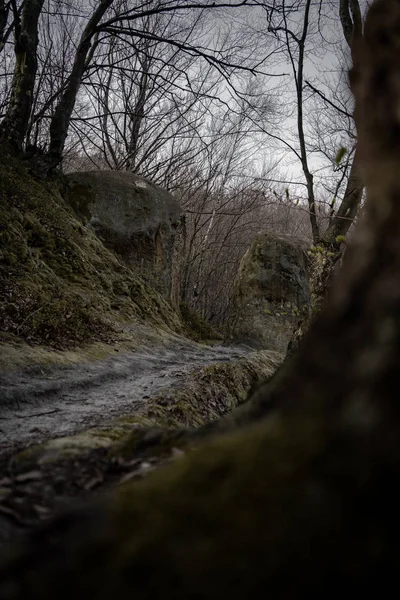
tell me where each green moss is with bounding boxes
[10,444,44,470]
[179,302,221,342]
[7,351,279,467]
[91,427,132,443]
[0,150,182,348]
[2,414,361,599]
[111,427,189,460]
[115,351,281,456]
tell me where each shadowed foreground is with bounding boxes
[1,0,400,597]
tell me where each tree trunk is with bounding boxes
[0,0,8,49]
[48,0,112,164]
[289,147,364,348]
[288,19,365,353]
[126,58,149,171]
[296,0,320,244]
[322,146,364,246]
[0,0,44,150]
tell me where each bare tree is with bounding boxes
[48,0,267,164]
[259,0,367,348]
[48,0,113,163]
[0,0,268,162]
[66,5,217,173]
[0,0,45,149]
[0,0,15,52]
[24,1,85,150]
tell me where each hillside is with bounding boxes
[0,150,183,366]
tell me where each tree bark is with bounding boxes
[322,147,364,245]
[300,148,364,321]
[48,0,113,164]
[126,57,150,172]
[0,0,9,50]
[308,0,364,307]
[0,0,44,150]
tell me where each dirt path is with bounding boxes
[0,342,249,455]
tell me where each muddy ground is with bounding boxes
[0,341,258,547]
[0,342,249,456]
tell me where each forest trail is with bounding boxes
[0,343,249,455]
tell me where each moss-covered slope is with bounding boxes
[0,152,182,348]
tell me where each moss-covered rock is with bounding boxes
[230,232,310,352]
[0,151,182,348]
[66,171,184,309]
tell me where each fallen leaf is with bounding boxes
[33,505,51,518]
[83,472,104,491]
[15,470,43,483]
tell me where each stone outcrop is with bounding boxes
[230,232,310,352]
[66,171,183,308]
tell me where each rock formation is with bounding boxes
[66,171,184,309]
[230,232,310,352]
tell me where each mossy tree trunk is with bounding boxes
[309,0,364,306]
[287,3,365,353]
[313,146,364,306]
[0,0,44,150]
[321,147,364,247]
[289,150,364,352]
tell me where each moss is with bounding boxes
[7,348,281,470]
[110,427,190,460]
[91,426,132,443]
[65,182,93,223]
[2,414,373,599]
[10,444,44,470]
[115,350,281,456]
[0,150,182,348]
[179,302,222,342]
[112,278,130,296]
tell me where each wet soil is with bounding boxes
[0,342,248,455]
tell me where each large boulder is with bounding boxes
[66,171,183,308]
[230,232,310,352]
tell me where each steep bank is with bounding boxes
[0,151,182,351]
